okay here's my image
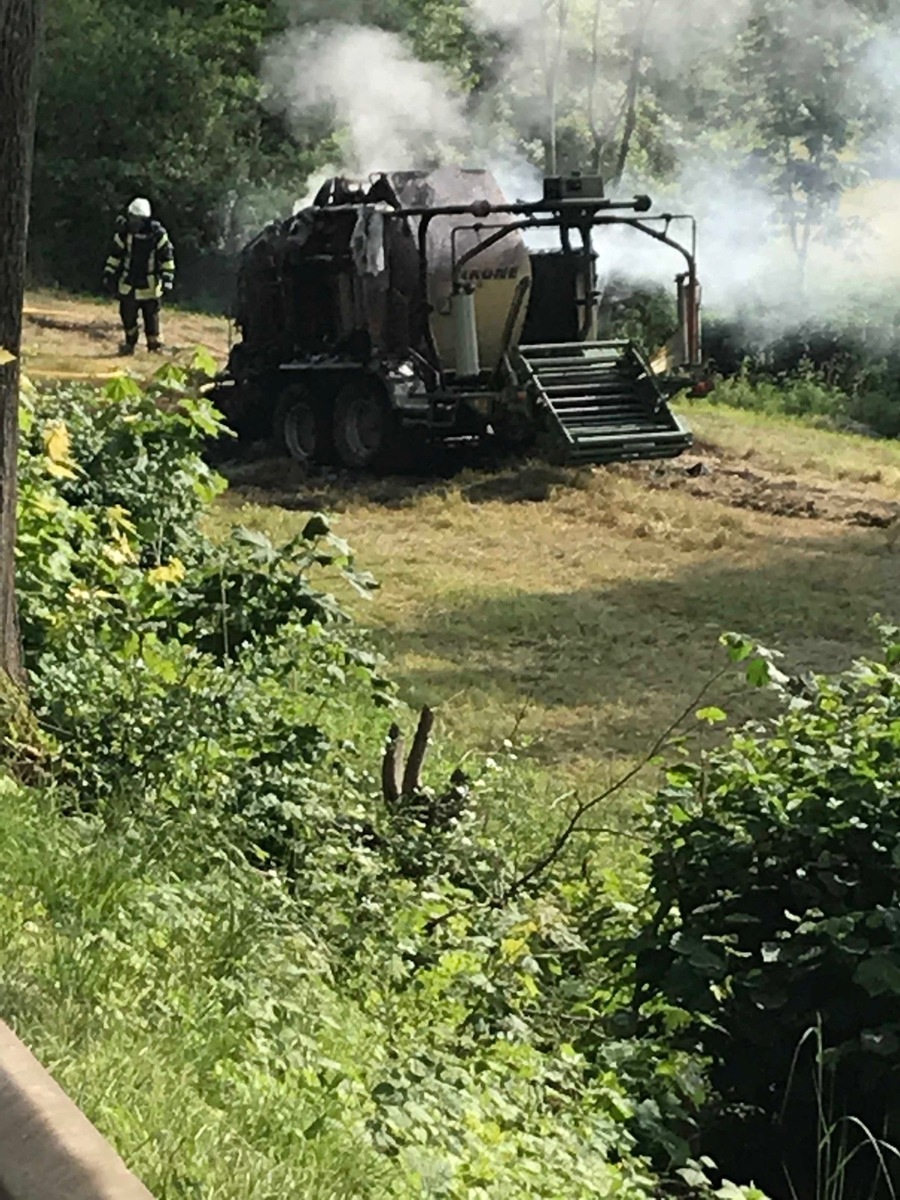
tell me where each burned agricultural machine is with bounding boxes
[213,167,705,471]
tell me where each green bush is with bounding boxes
[699,297,900,437]
[601,279,678,357]
[10,368,737,1198]
[700,368,845,421]
[632,632,900,1199]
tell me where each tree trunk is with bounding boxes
[586,0,604,174]
[611,0,656,186]
[0,0,45,683]
[540,0,569,174]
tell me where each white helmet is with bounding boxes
[128,197,151,218]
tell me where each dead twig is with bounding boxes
[381,723,404,808]
[500,666,729,902]
[402,706,434,797]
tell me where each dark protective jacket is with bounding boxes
[103,216,175,300]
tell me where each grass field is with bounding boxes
[220,405,900,799]
[21,289,229,382]
[15,288,900,1197]
[22,293,900,800]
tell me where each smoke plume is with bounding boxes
[262,22,469,175]
[260,0,900,321]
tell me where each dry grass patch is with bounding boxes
[683,400,900,494]
[217,439,900,794]
[21,289,229,382]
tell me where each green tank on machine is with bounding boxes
[212,167,708,472]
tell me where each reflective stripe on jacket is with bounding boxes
[104,218,175,300]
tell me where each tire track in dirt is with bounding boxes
[637,443,900,529]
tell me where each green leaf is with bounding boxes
[677,1166,711,1189]
[854,954,900,997]
[181,398,227,439]
[232,526,276,563]
[697,706,727,724]
[152,363,187,390]
[717,1184,767,1200]
[745,657,771,688]
[142,640,179,683]
[104,374,143,402]
[301,1114,326,1140]
[721,632,754,662]
[191,347,219,377]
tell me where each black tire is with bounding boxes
[212,381,265,443]
[273,385,332,466]
[333,380,403,471]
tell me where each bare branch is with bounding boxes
[381,723,404,808]
[501,666,729,901]
[402,706,434,797]
[418,665,730,940]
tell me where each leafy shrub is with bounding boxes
[12,368,725,1198]
[18,375,392,857]
[602,278,678,356]
[700,368,845,421]
[699,296,900,437]
[19,367,226,561]
[632,631,900,1198]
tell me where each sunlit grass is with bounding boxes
[21,289,229,382]
[0,780,389,1200]
[213,404,900,803]
[684,399,900,490]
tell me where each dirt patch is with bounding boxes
[25,312,120,342]
[638,449,900,528]
[221,452,604,513]
[219,427,900,529]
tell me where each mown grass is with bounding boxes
[21,289,229,382]
[215,404,900,801]
[687,398,900,492]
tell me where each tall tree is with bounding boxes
[0,0,45,682]
[585,0,657,183]
[736,0,876,286]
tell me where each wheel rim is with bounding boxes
[283,402,317,463]
[343,396,386,465]
[343,394,385,463]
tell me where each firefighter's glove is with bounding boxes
[102,275,117,296]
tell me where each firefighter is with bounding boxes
[103,197,175,355]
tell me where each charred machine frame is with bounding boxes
[213,168,705,471]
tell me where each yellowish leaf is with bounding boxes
[501,937,527,961]
[0,348,15,366]
[107,506,137,534]
[147,558,186,586]
[43,421,72,465]
[103,532,137,566]
[45,461,77,480]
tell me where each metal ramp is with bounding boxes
[517,340,693,464]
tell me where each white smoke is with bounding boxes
[261,23,469,176]
[259,0,900,322]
